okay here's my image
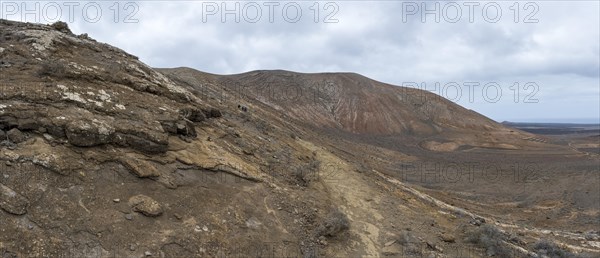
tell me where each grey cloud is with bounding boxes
[2,0,598,122]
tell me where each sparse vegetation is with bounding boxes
[466,224,513,258]
[50,21,72,34]
[533,239,585,258]
[396,231,423,256]
[2,17,598,258]
[315,208,350,238]
[293,160,321,186]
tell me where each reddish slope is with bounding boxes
[159,68,542,151]
[222,70,502,136]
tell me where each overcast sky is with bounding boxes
[2,1,599,123]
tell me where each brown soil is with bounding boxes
[0,19,598,257]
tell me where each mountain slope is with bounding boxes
[1,20,597,258]
[223,70,501,135]
[160,68,543,153]
[0,19,464,257]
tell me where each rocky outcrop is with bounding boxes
[179,107,207,122]
[65,120,114,147]
[205,108,223,118]
[50,21,72,34]
[0,20,223,153]
[0,19,595,258]
[160,119,197,138]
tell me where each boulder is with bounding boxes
[439,233,455,243]
[0,116,18,130]
[7,128,27,143]
[46,125,66,138]
[160,120,196,138]
[191,110,207,122]
[204,108,222,118]
[176,120,196,138]
[0,130,5,140]
[77,33,92,40]
[16,118,41,131]
[159,121,177,135]
[179,108,206,122]
[0,183,29,215]
[129,195,163,217]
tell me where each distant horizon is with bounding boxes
[498,118,600,124]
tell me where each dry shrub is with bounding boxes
[316,208,350,238]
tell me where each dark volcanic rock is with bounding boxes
[6,128,27,143]
[46,125,66,138]
[160,120,197,138]
[180,108,207,122]
[0,183,29,215]
[16,118,40,131]
[205,108,222,118]
[0,116,17,130]
[176,120,197,138]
